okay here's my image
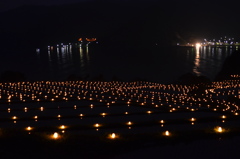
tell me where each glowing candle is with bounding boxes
[26,126,32,131]
[101,113,106,117]
[94,123,100,127]
[127,121,132,125]
[52,132,60,139]
[215,126,224,133]
[190,118,196,122]
[59,125,66,129]
[221,115,226,119]
[164,130,170,136]
[108,133,118,139]
[147,111,152,114]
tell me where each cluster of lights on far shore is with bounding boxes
[178,36,240,47]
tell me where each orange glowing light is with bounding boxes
[164,130,170,136]
[127,121,132,125]
[108,133,118,139]
[52,132,60,139]
[26,126,32,131]
[94,123,100,127]
[59,125,66,129]
[214,126,225,133]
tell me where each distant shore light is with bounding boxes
[195,43,201,48]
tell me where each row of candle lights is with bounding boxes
[12,113,232,135]
[3,106,236,129]
[25,126,227,140]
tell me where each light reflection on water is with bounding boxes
[0,44,237,83]
[34,45,237,83]
[192,46,234,79]
[193,45,200,76]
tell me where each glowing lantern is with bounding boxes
[26,126,32,131]
[108,133,118,139]
[147,111,152,114]
[101,113,106,117]
[164,130,170,136]
[59,125,66,129]
[221,115,226,119]
[52,132,60,139]
[190,118,196,122]
[127,121,132,125]
[94,123,100,127]
[215,126,224,133]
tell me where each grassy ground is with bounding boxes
[0,127,240,159]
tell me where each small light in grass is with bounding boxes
[94,123,100,127]
[127,121,132,125]
[26,126,32,131]
[59,125,66,129]
[108,133,118,139]
[52,132,60,139]
[190,118,196,122]
[214,126,224,133]
[221,115,226,119]
[79,114,84,117]
[164,130,170,136]
[101,113,106,117]
[147,111,152,114]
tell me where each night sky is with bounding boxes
[0,0,88,12]
[1,0,240,48]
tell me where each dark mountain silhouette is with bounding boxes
[215,50,240,81]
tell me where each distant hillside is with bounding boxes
[215,50,240,81]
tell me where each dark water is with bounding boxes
[0,44,238,83]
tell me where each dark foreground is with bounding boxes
[0,128,240,159]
